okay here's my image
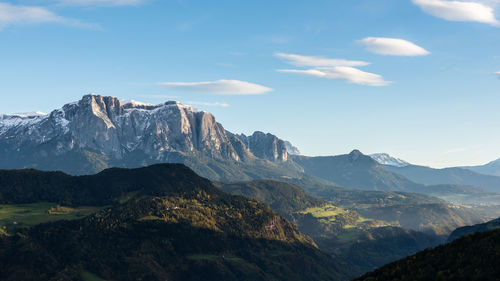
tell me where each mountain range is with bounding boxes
[3,94,500,198]
[0,95,314,183]
[370,153,500,193]
[2,94,500,280]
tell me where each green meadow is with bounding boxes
[0,202,100,235]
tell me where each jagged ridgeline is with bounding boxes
[0,164,347,281]
[0,94,302,180]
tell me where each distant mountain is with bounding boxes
[291,150,421,192]
[448,216,500,241]
[2,94,497,207]
[291,150,500,206]
[369,153,410,167]
[355,228,500,281]
[462,158,500,177]
[384,164,500,193]
[218,180,441,279]
[0,94,302,180]
[0,164,347,281]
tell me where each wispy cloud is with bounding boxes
[158,80,272,95]
[358,37,430,56]
[494,71,500,78]
[51,0,145,6]
[0,2,93,29]
[412,0,500,26]
[275,52,369,67]
[278,67,391,87]
[276,52,390,86]
[186,101,230,107]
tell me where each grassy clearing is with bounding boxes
[137,215,162,221]
[0,203,100,234]
[223,255,245,262]
[299,204,349,218]
[298,204,393,233]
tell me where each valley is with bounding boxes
[3,0,500,278]
[1,95,500,280]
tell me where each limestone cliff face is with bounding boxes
[0,94,302,174]
[0,95,253,168]
[237,131,289,162]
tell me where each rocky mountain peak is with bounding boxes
[348,149,363,161]
[284,141,300,155]
[0,94,298,174]
[236,131,289,162]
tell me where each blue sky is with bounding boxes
[1,0,500,168]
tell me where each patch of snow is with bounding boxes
[6,112,47,118]
[0,112,48,135]
[120,99,154,107]
[370,153,410,167]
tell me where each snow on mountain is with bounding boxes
[369,153,410,167]
[0,94,296,174]
[119,99,153,107]
[0,112,48,135]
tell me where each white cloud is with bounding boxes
[158,80,272,95]
[358,37,430,56]
[494,71,500,78]
[52,0,144,6]
[278,67,391,87]
[186,101,230,107]
[0,2,92,29]
[276,52,390,86]
[412,0,500,26]
[275,52,370,67]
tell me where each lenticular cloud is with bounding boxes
[412,0,500,26]
[358,37,430,56]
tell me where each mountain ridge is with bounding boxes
[0,94,300,177]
